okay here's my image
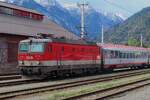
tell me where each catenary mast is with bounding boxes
[78,1,88,39]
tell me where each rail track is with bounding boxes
[0,69,150,99]
[0,69,144,88]
[0,79,39,87]
[64,77,150,100]
[0,75,21,81]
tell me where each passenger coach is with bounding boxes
[98,43,150,70]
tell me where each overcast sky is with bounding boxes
[59,0,150,18]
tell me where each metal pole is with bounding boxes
[101,25,104,44]
[140,33,143,47]
[81,4,85,39]
[78,1,88,39]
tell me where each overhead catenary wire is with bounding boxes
[103,0,133,14]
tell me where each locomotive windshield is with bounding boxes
[30,43,44,52]
[19,42,44,53]
[19,43,29,52]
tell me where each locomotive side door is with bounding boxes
[101,48,105,70]
[56,47,62,67]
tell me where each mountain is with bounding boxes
[105,7,150,46]
[62,4,124,40]
[5,0,123,40]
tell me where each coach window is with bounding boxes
[114,51,117,58]
[129,53,132,58]
[132,53,134,58]
[128,53,130,58]
[118,52,121,58]
[123,53,125,58]
[110,51,113,58]
[122,53,125,58]
[135,52,138,58]
[126,53,128,58]
[133,53,135,58]
[125,52,127,58]
[132,53,135,58]
[127,53,129,58]
[130,53,132,58]
[114,51,118,58]
[144,52,146,58]
[141,52,143,58]
[120,52,122,58]
[126,53,129,58]
[112,51,116,58]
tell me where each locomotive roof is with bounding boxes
[20,38,52,43]
[20,37,97,46]
[97,43,149,52]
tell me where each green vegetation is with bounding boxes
[105,7,150,47]
[47,73,150,100]
[127,38,141,46]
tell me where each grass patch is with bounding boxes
[47,73,150,100]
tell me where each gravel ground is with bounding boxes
[5,73,150,100]
[2,69,150,100]
[0,71,131,94]
[7,84,150,100]
[108,85,150,100]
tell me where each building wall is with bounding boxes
[0,38,7,64]
[0,34,27,74]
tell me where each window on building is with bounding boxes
[0,6,13,15]
[0,6,43,21]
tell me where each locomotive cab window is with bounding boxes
[19,42,45,53]
[30,42,44,53]
[19,43,29,52]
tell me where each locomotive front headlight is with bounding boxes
[35,61,41,65]
[37,61,40,65]
[19,61,23,64]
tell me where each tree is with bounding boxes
[127,38,141,46]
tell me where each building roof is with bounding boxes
[0,12,80,40]
[0,1,42,15]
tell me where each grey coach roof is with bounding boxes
[0,1,42,15]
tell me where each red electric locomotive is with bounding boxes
[18,37,101,79]
[18,37,150,79]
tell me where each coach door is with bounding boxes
[148,53,150,64]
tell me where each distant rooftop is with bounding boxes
[0,1,80,40]
[0,1,42,15]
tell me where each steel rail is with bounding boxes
[0,69,150,99]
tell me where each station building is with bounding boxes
[0,1,79,74]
